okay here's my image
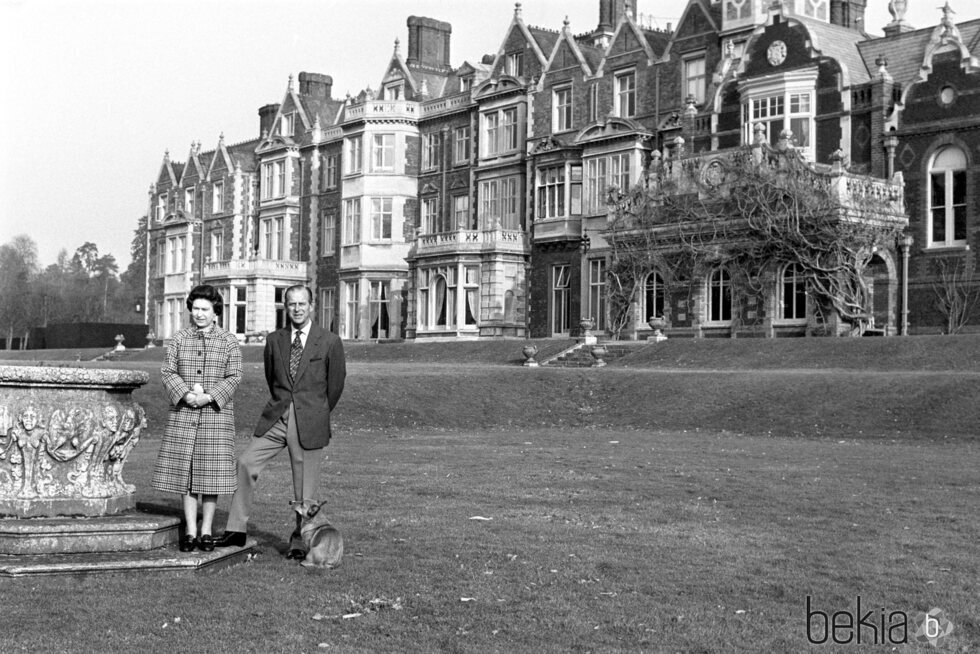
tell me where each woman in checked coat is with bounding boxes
[152,285,242,553]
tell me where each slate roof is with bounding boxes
[528,26,561,58]
[856,17,980,87]
[793,15,873,85]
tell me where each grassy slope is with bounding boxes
[0,336,977,651]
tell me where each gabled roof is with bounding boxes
[207,135,234,179]
[489,5,551,77]
[661,0,719,60]
[856,15,980,87]
[179,144,205,183]
[156,153,179,188]
[543,20,595,79]
[596,10,658,75]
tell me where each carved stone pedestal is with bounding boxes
[0,365,253,575]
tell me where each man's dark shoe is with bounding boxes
[286,548,306,561]
[213,531,246,548]
[179,534,198,552]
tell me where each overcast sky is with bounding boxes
[0,0,953,270]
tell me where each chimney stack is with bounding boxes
[298,72,333,99]
[406,16,452,71]
[258,103,280,138]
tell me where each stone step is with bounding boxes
[0,512,179,555]
[0,539,258,577]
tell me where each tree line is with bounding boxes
[0,218,147,349]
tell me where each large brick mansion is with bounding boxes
[145,0,980,341]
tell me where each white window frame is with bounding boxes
[585,152,632,214]
[422,132,440,171]
[454,126,470,164]
[422,197,443,234]
[587,84,599,123]
[505,51,523,77]
[615,70,636,118]
[184,187,195,214]
[453,194,470,230]
[320,287,336,332]
[280,113,294,137]
[345,136,363,174]
[370,197,393,240]
[739,71,818,159]
[343,198,361,245]
[588,259,606,331]
[260,217,285,260]
[479,177,520,230]
[706,267,734,324]
[211,182,224,214]
[369,280,390,339]
[552,264,571,335]
[537,165,566,219]
[321,210,336,257]
[371,133,394,172]
[210,230,223,262]
[482,107,520,157]
[344,281,359,340]
[683,55,707,105]
[553,85,572,132]
[779,262,807,322]
[323,154,338,189]
[927,146,968,248]
[643,271,665,322]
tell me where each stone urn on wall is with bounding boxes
[522,343,540,367]
[647,316,668,342]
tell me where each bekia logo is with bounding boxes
[806,596,955,647]
[913,608,955,647]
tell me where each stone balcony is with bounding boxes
[413,229,529,257]
[345,100,418,122]
[203,258,307,281]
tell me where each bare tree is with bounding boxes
[605,143,906,336]
[933,258,980,335]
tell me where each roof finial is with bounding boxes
[514,2,522,19]
[563,15,570,30]
[394,37,400,56]
[288,73,295,91]
[941,1,956,35]
[625,0,634,19]
[887,0,908,23]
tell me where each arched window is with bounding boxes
[928,146,967,247]
[781,263,807,321]
[708,267,732,323]
[644,272,665,321]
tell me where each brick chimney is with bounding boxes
[595,0,635,47]
[830,0,866,31]
[258,103,280,138]
[298,72,333,99]
[406,16,452,72]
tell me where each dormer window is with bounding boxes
[280,113,294,137]
[505,52,524,77]
[184,187,195,214]
[385,84,402,100]
[461,77,473,92]
[684,55,707,105]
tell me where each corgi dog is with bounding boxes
[291,499,343,569]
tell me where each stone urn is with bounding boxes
[647,316,668,342]
[580,317,597,344]
[145,331,157,348]
[0,365,148,518]
[113,334,126,352]
[590,344,607,367]
[521,344,539,367]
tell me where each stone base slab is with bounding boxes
[0,539,258,577]
[0,512,180,555]
[0,494,135,519]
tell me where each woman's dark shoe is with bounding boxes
[179,534,198,552]
[198,534,215,552]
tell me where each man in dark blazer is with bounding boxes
[215,284,346,559]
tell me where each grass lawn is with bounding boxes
[0,336,978,652]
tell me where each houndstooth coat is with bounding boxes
[151,326,242,495]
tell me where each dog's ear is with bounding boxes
[306,501,323,519]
